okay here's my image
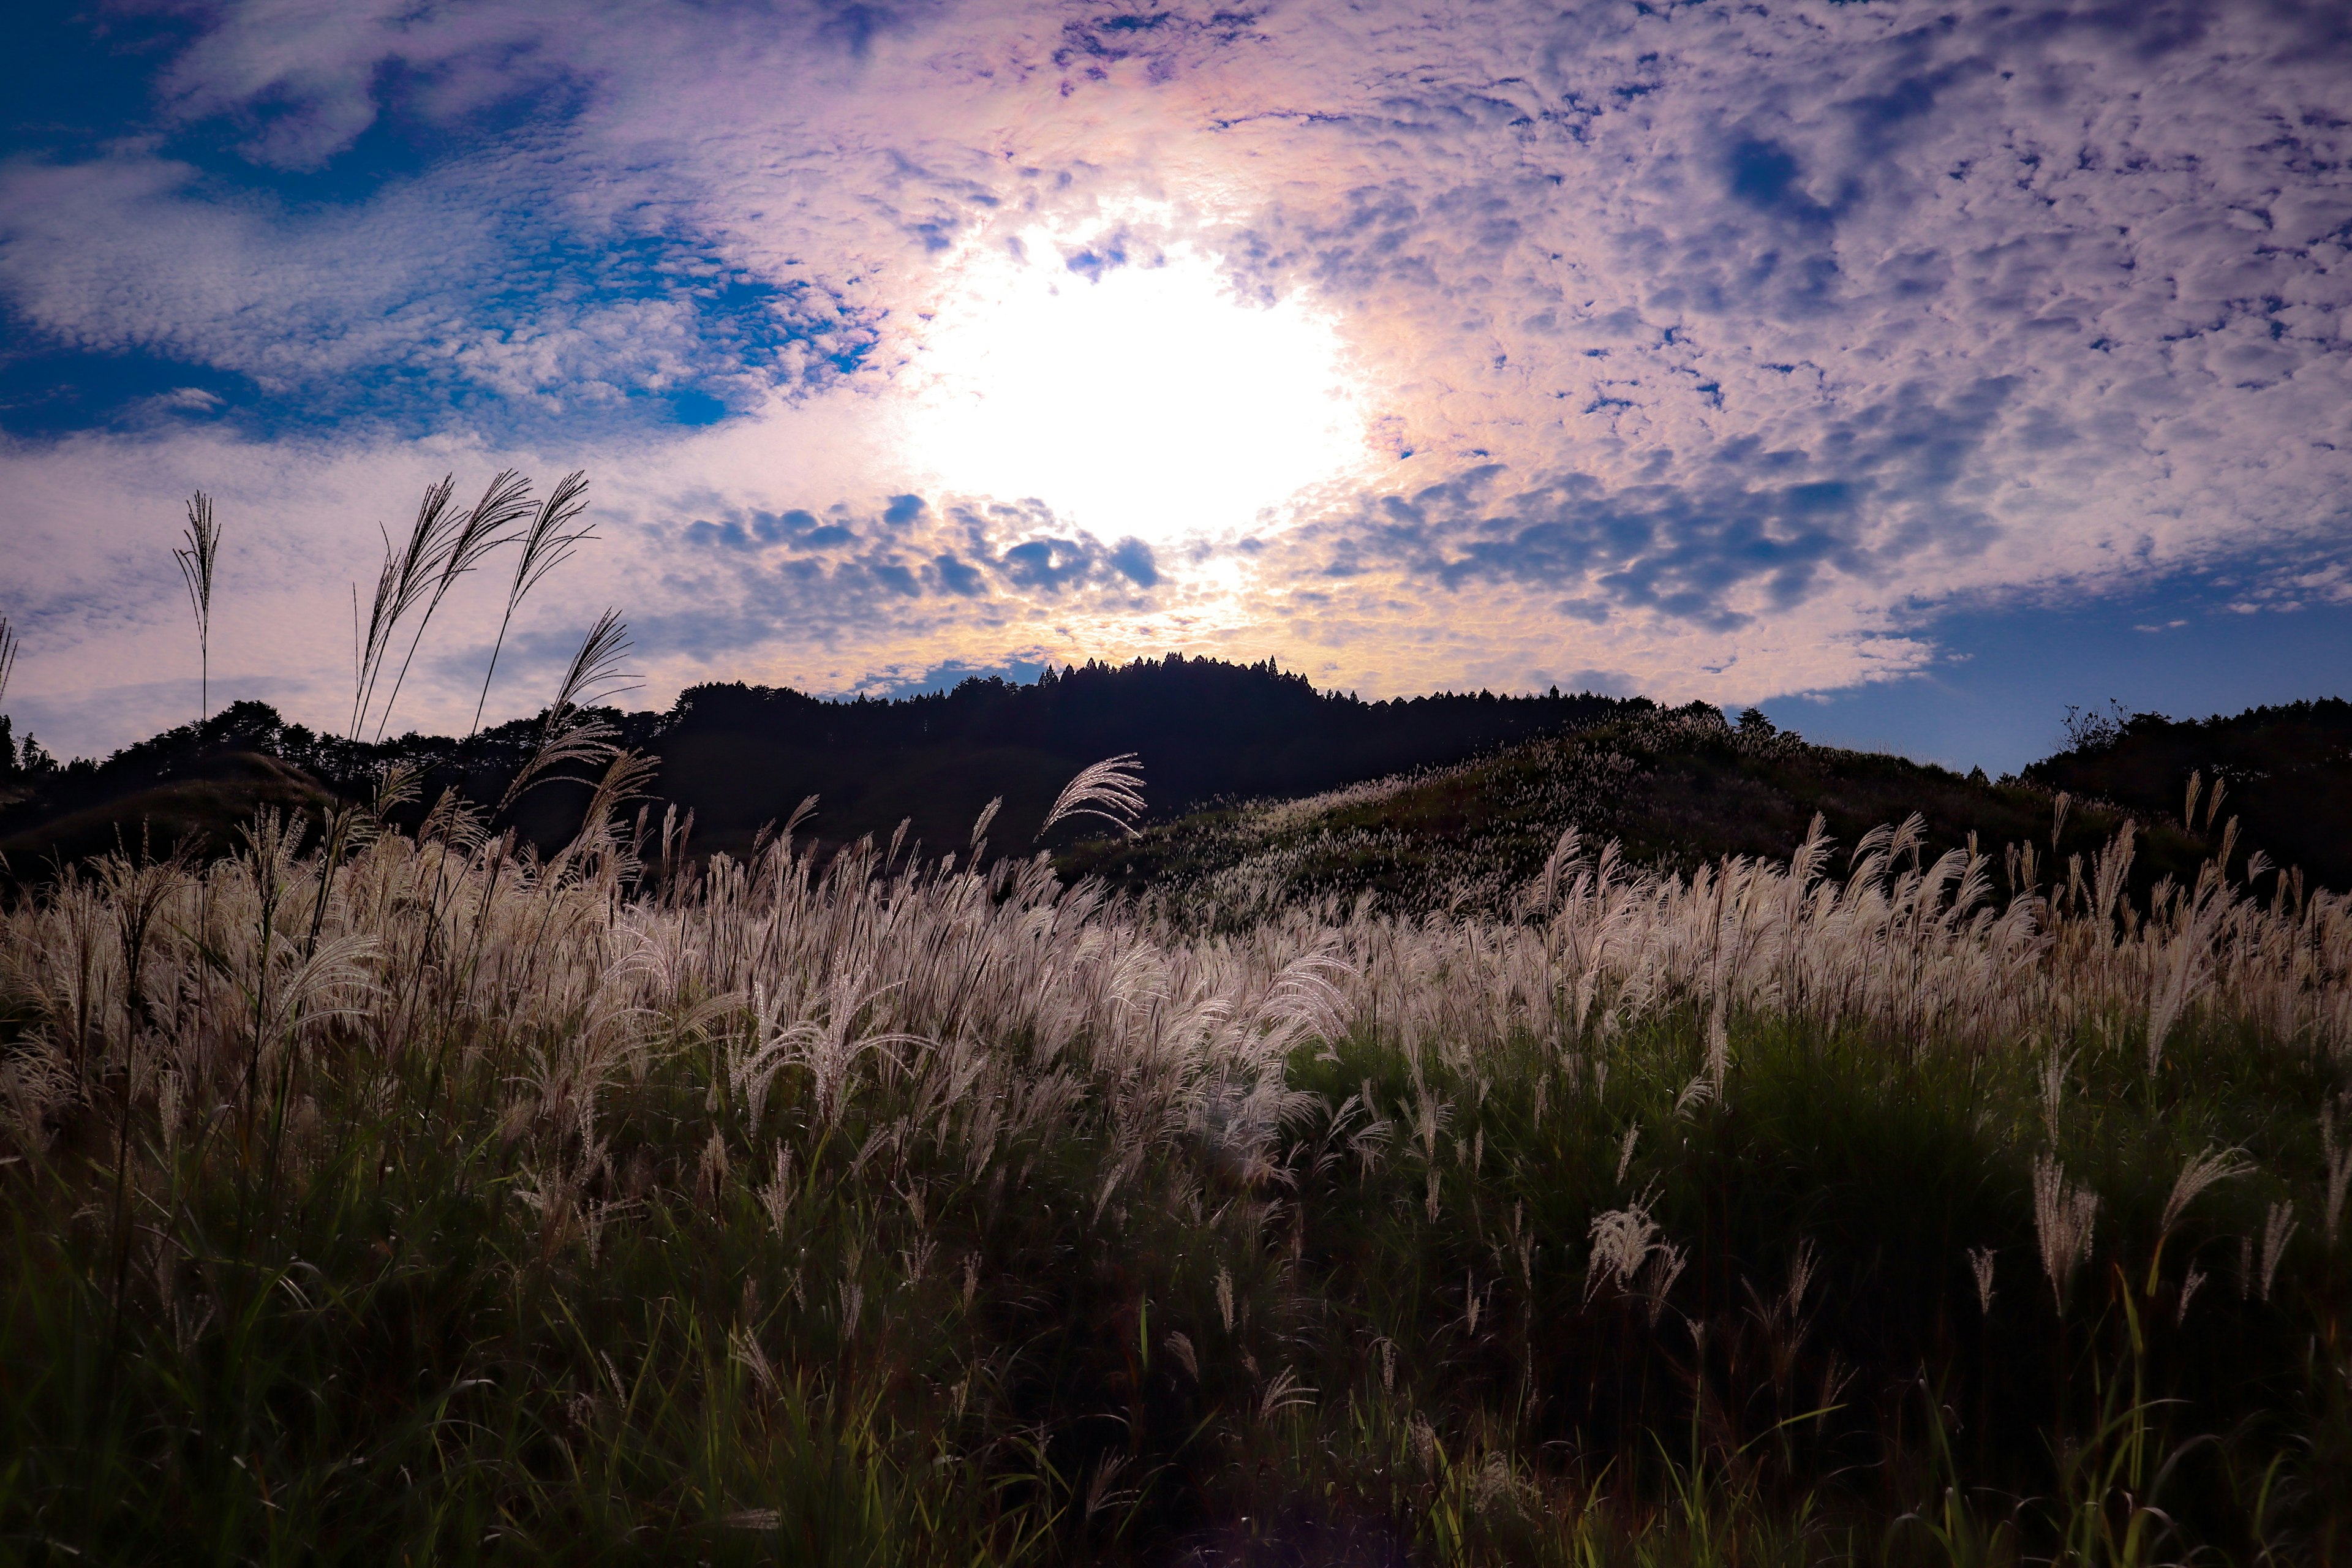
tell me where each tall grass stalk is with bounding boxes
[370,470,535,743]
[348,470,556,744]
[472,470,592,739]
[173,491,221,725]
[494,608,638,816]
[350,476,459,740]
[0,614,18,715]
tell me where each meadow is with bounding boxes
[3,748,2348,1565]
[3,475,2348,1564]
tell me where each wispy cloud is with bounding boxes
[4,0,2350,756]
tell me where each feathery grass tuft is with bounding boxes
[496,608,638,815]
[1038,750,1147,840]
[371,469,536,742]
[472,469,593,738]
[173,491,222,725]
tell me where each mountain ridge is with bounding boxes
[3,660,2345,898]
[0,657,1646,876]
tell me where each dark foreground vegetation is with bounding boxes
[3,737,2348,1563]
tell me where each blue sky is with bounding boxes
[2,0,2349,771]
[1765,582,2352,774]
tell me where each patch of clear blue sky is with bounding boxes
[1,5,187,156]
[1755,576,2352,777]
[863,660,1057,699]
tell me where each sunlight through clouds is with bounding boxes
[4,0,2351,758]
[898,225,1373,546]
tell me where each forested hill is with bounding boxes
[10,662,2346,895]
[658,659,1641,854]
[2022,698,2352,893]
[0,657,1648,870]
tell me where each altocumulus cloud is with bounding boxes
[2,0,2349,755]
[673,493,1160,622]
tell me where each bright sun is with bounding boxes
[899,231,1371,548]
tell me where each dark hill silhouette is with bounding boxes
[2021,698,2352,894]
[1,658,1646,873]
[4,663,2343,900]
[655,657,1642,856]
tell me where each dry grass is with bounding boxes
[2,766,2348,1562]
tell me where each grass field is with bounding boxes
[2,761,2348,1564]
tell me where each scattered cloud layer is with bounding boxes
[4,0,2350,756]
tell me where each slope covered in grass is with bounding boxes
[9,668,2348,911]
[2,770,2348,1564]
[1063,703,2238,921]
[0,749,335,877]
[649,658,1639,859]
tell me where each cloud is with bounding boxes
[660,489,1170,651]
[4,0,2351,755]
[0,150,876,435]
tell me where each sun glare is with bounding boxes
[900,232,1371,547]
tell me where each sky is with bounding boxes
[2,0,2350,774]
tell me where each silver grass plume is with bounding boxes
[1038,752,1147,840]
[565,748,663,866]
[2259,1201,2297,1302]
[372,470,536,741]
[2032,1156,2098,1313]
[2039,1049,2073,1143]
[2159,1146,2250,1238]
[970,796,1002,856]
[1585,1191,1662,1302]
[497,609,638,814]
[1967,1247,1996,1314]
[2324,1101,2351,1246]
[173,492,222,725]
[472,470,592,737]
[350,476,459,740]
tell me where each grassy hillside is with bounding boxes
[636,660,1639,859]
[2,755,2346,1564]
[3,672,2343,916]
[1063,703,2228,921]
[0,749,335,878]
